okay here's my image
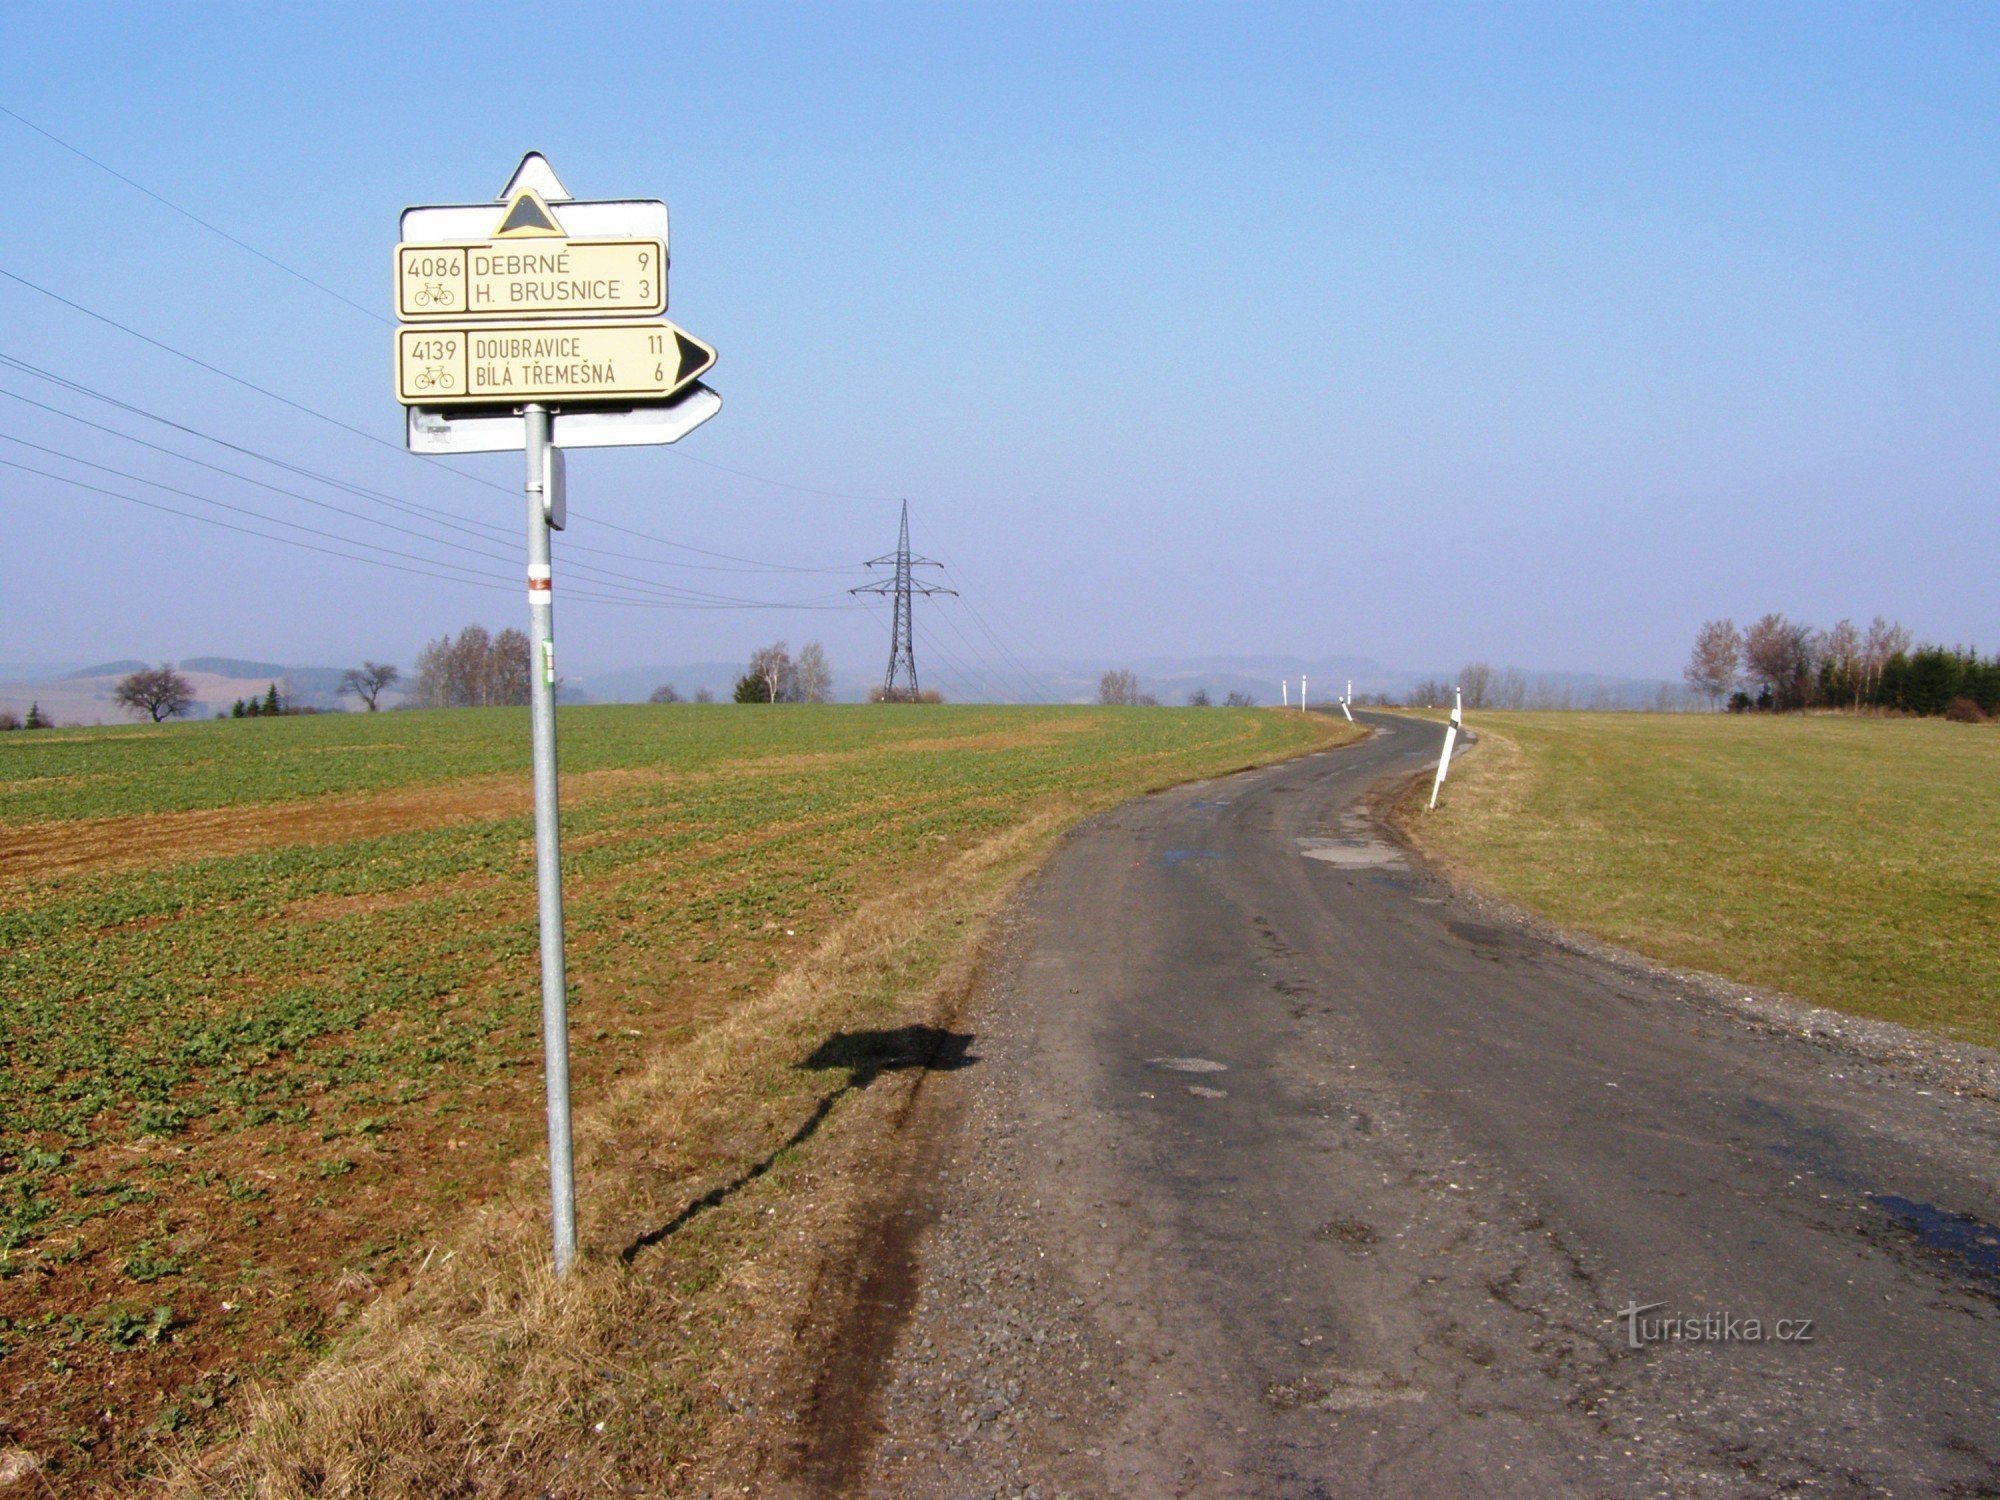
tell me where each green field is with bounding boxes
[1407,712,2000,1044]
[0,702,1341,1493]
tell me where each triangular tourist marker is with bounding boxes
[493,188,565,239]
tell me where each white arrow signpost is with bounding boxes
[395,153,721,1274]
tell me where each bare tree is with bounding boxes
[1187,687,1212,706]
[693,686,715,704]
[1492,668,1528,710]
[1862,616,1911,704]
[449,624,493,705]
[648,683,682,704]
[1742,613,1817,711]
[114,664,196,723]
[412,625,530,707]
[1458,663,1494,710]
[1222,690,1255,707]
[1820,619,1861,707]
[1683,619,1742,708]
[1097,668,1140,705]
[1407,678,1454,708]
[490,629,531,705]
[339,661,400,711]
[738,643,796,703]
[794,641,834,704]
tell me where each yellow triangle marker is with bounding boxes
[493,188,566,238]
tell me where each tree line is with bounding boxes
[410,625,532,708]
[728,641,836,703]
[1407,665,1701,713]
[1686,615,1999,718]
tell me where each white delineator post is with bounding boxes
[1428,685,1463,811]
[1341,679,1354,721]
[524,403,578,1273]
[1301,674,1308,712]
[1282,679,1289,708]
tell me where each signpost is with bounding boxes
[397,239,666,320]
[395,153,720,1274]
[395,320,716,405]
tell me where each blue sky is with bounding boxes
[2,3,1995,686]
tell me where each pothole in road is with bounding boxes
[1296,836,1404,868]
[1187,1085,1229,1099]
[1317,1216,1378,1247]
[1264,1368,1424,1412]
[1147,1056,1228,1073]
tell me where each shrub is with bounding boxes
[1944,697,1986,724]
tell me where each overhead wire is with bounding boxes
[913,616,1012,704]
[5,450,868,612]
[0,104,389,325]
[928,601,1030,703]
[0,264,510,500]
[0,353,874,579]
[0,414,851,610]
[0,108,905,507]
[0,126,1031,646]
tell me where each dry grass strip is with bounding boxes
[168,811,1067,1498]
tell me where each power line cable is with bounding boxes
[2,454,862,614]
[0,424,835,609]
[0,351,515,539]
[0,104,388,325]
[0,441,561,592]
[0,158,897,510]
[0,360,874,590]
[0,264,502,496]
[929,601,1028,703]
[0,455,515,593]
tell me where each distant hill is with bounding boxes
[71,659,148,678]
[0,656,368,724]
[181,656,289,678]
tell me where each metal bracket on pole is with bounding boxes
[524,403,578,1272]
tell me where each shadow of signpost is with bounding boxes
[620,1024,977,1263]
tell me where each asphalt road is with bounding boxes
[852,712,2000,1498]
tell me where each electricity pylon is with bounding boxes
[852,501,955,699]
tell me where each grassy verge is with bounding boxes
[1399,712,2000,1046]
[0,703,1353,1493]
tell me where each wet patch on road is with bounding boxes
[1148,1056,1229,1073]
[1744,1097,2000,1301]
[1871,1195,2000,1294]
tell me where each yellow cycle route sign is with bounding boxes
[396,238,666,320]
[395,320,718,407]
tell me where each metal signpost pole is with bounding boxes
[523,402,577,1273]
[398,155,721,1275]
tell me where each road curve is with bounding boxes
[845,712,2000,1498]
